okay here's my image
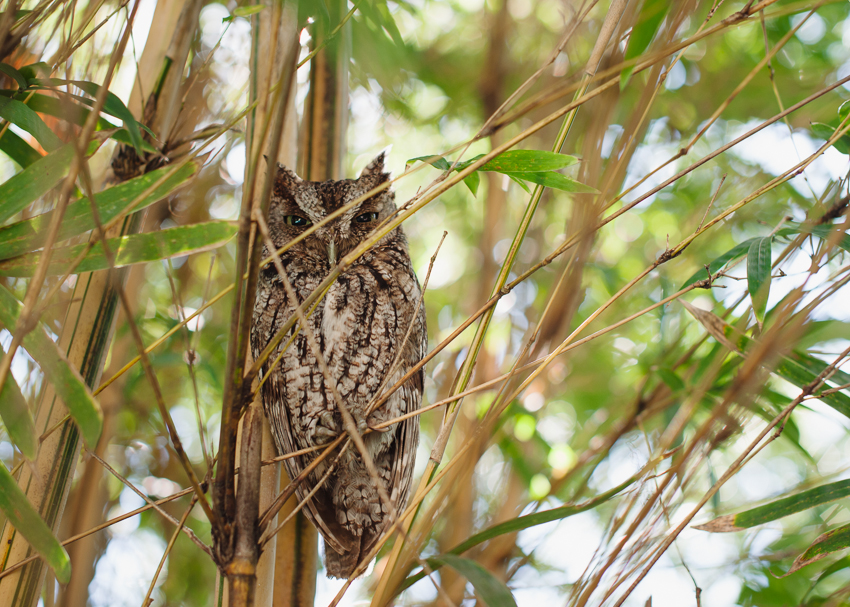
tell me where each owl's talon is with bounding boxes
[313,426,338,444]
[367,423,391,433]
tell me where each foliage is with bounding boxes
[0,1,849,606]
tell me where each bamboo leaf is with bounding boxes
[395,474,635,595]
[681,237,761,289]
[747,237,772,325]
[0,62,28,90]
[777,222,850,254]
[681,302,850,419]
[0,460,70,583]
[694,479,850,533]
[0,221,238,277]
[0,342,37,460]
[464,170,480,196]
[811,122,850,155]
[0,96,63,152]
[621,0,670,88]
[0,286,102,447]
[785,523,850,575]
[0,137,105,225]
[478,150,578,173]
[0,162,197,260]
[406,155,451,171]
[0,128,41,167]
[501,170,598,194]
[428,555,516,607]
[30,79,144,153]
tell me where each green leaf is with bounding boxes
[0,460,70,583]
[681,303,850,419]
[0,128,42,167]
[621,0,670,88]
[18,62,51,81]
[31,79,144,154]
[407,155,451,171]
[0,62,28,90]
[811,122,850,155]
[428,555,516,607]
[464,170,480,196]
[478,150,579,173]
[0,143,76,225]
[786,523,850,575]
[0,162,198,260]
[777,222,850,254]
[680,237,761,289]
[502,171,598,194]
[0,287,102,447]
[0,342,37,460]
[694,479,850,532]
[0,96,63,152]
[395,474,636,596]
[507,173,531,194]
[233,4,264,17]
[746,237,772,325]
[0,221,238,277]
[657,368,685,392]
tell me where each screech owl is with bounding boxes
[250,152,427,579]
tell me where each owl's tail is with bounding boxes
[324,537,361,579]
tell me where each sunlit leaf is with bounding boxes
[621,0,670,88]
[30,79,144,153]
[0,162,198,260]
[681,237,761,289]
[464,170,480,196]
[681,302,850,419]
[0,460,70,583]
[407,155,451,171]
[785,523,850,575]
[0,62,28,90]
[0,96,63,152]
[811,122,850,155]
[0,287,102,447]
[478,150,579,173]
[746,237,772,325]
[0,128,41,167]
[502,170,598,194]
[233,4,264,17]
[777,222,850,254]
[395,474,636,595]
[0,342,37,460]
[695,479,850,532]
[429,555,517,607]
[0,143,75,224]
[0,221,238,276]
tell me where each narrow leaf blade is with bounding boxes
[680,237,761,289]
[0,97,63,152]
[786,523,850,575]
[747,237,772,325]
[0,162,197,260]
[0,343,37,459]
[0,287,102,446]
[502,171,598,193]
[0,221,238,277]
[0,460,70,583]
[479,150,578,173]
[695,479,850,532]
[429,555,517,607]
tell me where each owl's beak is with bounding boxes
[327,240,337,267]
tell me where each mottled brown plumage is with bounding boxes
[250,153,426,578]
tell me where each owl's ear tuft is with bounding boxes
[360,151,391,183]
[274,162,303,186]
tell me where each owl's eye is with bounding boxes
[354,212,379,223]
[283,215,312,227]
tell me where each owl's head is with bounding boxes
[267,152,401,266]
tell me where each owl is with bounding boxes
[250,152,427,578]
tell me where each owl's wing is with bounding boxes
[362,298,427,557]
